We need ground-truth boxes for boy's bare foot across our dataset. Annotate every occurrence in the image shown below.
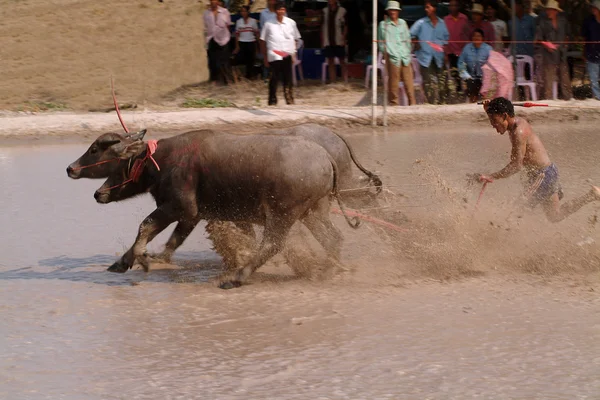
[592,185,600,200]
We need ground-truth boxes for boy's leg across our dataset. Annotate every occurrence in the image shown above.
[542,186,600,223]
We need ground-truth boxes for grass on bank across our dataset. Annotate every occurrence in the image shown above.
[181,98,236,108]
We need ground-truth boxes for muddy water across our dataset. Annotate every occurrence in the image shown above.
[1,125,600,399]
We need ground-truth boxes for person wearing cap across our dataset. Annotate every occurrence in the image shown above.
[582,0,600,101]
[378,1,415,105]
[409,0,450,104]
[535,0,572,100]
[462,3,495,48]
[321,0,348,84]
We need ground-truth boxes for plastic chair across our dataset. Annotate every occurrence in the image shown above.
[365,52,386,88]
[398,55,426,105]
[292,39,304,87]
[321,54,348,84]
[507,55,538,101]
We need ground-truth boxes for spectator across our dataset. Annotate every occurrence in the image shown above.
[204,0,233,85]
[321,0,348,84]
[260,0,285,29]
[535,0,572,100]
[462,3,496,47]
[378,1,415,105]
[233,6,259,80]
[260,2,301,105]
[582,0,600,101]
[458,28,493,102]
[444,0,469,95]
[508,0,536,58]
[410,0,450,104]
[486,2,508,52]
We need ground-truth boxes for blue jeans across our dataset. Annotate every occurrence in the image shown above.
[588,61,600,100]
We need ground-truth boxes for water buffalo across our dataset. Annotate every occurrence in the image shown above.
[67,123,382,263]
[93,130,360,289]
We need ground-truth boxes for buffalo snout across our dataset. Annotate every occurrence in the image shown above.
[66,164,81,179]
[94,190,110,204]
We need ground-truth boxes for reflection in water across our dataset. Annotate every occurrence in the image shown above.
[1,127,600,399]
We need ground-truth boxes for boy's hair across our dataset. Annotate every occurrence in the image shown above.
[241,5,250,12]
[274,1,286,10]
[425,0,438,8]
[487,97,515,117]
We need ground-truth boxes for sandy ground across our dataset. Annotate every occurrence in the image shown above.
[1,0,209,111]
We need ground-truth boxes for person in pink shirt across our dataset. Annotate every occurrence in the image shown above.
[204,0,233,85]
[444,0,469,94]
[462,3,496,47]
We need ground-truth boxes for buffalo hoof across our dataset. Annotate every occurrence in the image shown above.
[219,280,242,290]
[107,262,129,273]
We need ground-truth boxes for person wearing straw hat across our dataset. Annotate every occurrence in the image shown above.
[462,2,496,48]
[582,0,600,101]
[535,0,572,100]
[378,0,416,105]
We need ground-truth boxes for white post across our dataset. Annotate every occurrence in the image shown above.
[371,0,378,127]
[382,20,388,127]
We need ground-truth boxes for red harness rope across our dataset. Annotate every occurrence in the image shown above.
[70,158,121,171]
[102,140,160,191]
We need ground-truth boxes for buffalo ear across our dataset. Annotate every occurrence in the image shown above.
[126,129,147,141]
[112,140,146,160]
[97,138,121,149]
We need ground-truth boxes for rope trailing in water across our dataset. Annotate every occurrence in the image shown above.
[474,180,491,213]
[331,208,407,233]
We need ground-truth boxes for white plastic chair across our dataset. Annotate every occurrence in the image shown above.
[398,55,426,105]
[507,55,538,101]
[365,52,386,88]
[321,54,349,84]
[292,39,304,87]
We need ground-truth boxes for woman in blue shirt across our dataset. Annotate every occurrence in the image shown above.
[458,28,492,103]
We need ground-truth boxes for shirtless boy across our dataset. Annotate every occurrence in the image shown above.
[475,97,600,223]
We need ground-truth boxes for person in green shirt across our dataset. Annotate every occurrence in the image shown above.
[378,1,416,105]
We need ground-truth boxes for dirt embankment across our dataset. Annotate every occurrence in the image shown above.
[0,0,208,111]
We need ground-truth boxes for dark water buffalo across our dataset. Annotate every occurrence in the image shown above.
[92,130,360,289]
[66,123,382,263]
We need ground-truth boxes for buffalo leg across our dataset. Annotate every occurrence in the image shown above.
[150,220,255,262]
[219,214,295,289]
[301,198,345,273]
[150,216,202,263]
[108,208,178,273]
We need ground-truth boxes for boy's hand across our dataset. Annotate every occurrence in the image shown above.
[482,99,491,112]
[467,173,493,185]
[478,174,494,183]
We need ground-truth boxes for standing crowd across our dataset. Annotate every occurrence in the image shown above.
[203,0,600,107]
[378,0,600,105]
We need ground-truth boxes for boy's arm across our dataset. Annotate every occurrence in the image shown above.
[487,128,527,180]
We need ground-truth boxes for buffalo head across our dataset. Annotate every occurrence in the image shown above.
[93,139,151,204]
[66,129,147,179]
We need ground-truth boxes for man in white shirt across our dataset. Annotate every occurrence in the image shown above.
[260,2,301,105]
[259,0,286,30]
[203,0,233,85]
[234,6,260,79]
[486,3,508,52]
